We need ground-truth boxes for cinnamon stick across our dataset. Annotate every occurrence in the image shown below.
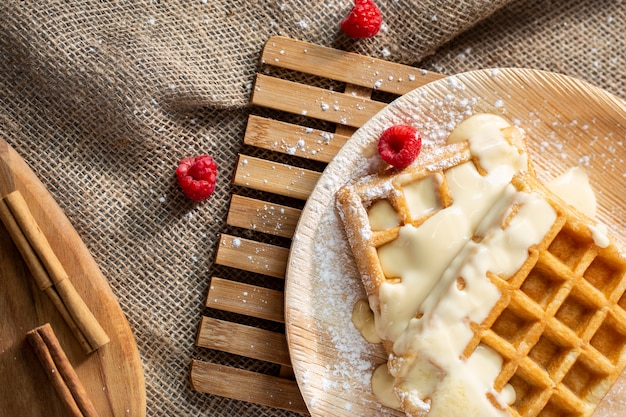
[26,323,100,417]
[0,190,109,353]
[0,196,50,289]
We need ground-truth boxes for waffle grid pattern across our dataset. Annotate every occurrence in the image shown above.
[465,176,626,417]
[337,150,626,417]
[336,141,472,294]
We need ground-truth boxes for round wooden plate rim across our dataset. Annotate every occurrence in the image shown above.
[285,68,626,417]
[0,139,146,417]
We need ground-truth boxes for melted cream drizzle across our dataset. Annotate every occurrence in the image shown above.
[546,166,609,248]
[366,114,557,416]
[351,299,382,344]
[546,166,596,218]
[368,199,401,231]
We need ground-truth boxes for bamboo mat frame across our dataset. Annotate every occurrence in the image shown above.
[189,35,444,414]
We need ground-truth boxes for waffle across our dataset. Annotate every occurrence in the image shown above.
[335,114,626,417]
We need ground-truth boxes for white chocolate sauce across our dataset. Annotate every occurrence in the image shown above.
[351,299,382,344]
[368,199,400,231]
[546,166,596,218]
[402,174,443,220]
[363,114,557,416]
[371,363,402,409]
[590,223,610,248]
[545,166,609,248]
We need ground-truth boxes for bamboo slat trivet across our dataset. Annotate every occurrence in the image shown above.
[189,36,445,414]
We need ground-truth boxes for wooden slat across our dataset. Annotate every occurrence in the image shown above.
[233,154,320,200]
[334,84,373,138]
[194,38,444,413]
[261,35,444,95]
[215,234,289,279]
[205,277,285,323]
[196,316,291,367]
[227,194,301,239]
[244,115,349,163]
[190,360,308,414]
[252,74,386,128]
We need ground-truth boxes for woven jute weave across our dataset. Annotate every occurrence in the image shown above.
[1,1,624,416]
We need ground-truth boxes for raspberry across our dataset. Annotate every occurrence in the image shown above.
[340,0,382,39]
[377,125,422,169]
[176,155,218,201]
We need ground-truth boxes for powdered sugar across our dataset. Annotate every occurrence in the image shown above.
[285,68,626,417]
[288,168,399,416]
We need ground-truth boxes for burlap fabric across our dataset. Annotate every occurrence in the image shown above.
[0,1,623,416]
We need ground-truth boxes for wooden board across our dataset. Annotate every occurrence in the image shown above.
[284,68,626,417]
[189,361,307,413]
[0,138,146,417]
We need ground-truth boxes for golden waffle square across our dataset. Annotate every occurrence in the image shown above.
[467,172,626,417]
[335,114,626,417]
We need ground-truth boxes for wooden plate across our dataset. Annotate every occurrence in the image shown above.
[0,139,146,416]
[285,68,626,417]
